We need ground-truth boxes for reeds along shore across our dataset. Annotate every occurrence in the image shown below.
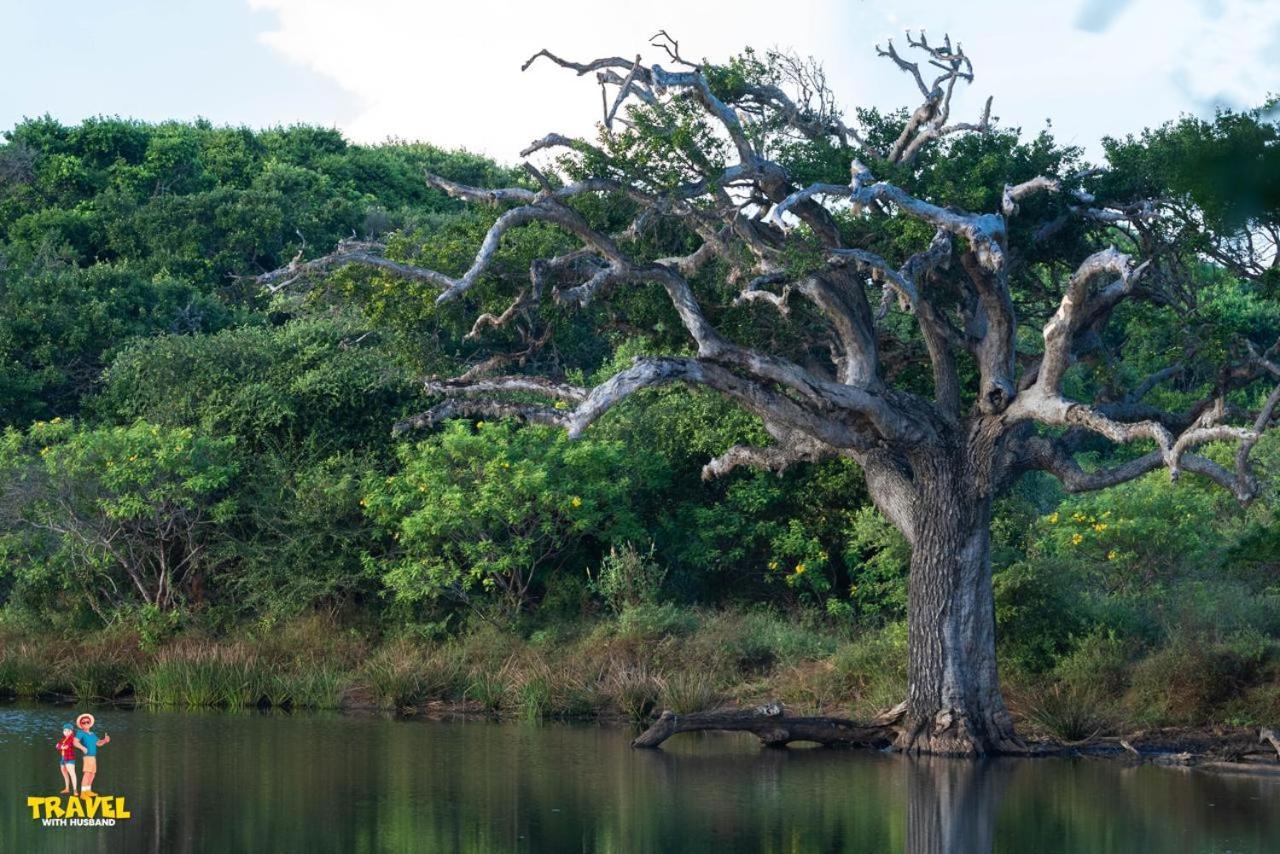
[3,608,1279,741]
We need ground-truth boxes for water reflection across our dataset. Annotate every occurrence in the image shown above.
[0,701,1276,853]
[905,757,1010,854]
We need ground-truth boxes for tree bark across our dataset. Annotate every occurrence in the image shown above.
[894,452,1022,756]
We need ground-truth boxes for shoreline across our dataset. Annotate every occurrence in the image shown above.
[10,694,1280,778]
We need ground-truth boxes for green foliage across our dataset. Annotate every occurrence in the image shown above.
[214,451,380,621]
[0,118,514,425]
[0,419,237,617]
[0,263,232,426]
[366,422,652,615]
[94,315,417,452]
[590,542,666,614]
[1053,629,1133,698]
[994,559,1093,674]
[1125,632,1272,725]
[1103,106,1280,236]
[615,603,699,639]
[842,506,910,620]
[691,608,837,673]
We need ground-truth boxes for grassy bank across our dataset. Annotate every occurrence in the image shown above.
[3,608,1279,741]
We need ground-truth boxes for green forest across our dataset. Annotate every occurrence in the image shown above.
[1,73,1278,740]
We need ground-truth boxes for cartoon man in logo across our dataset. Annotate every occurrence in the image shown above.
[72,713,110,799]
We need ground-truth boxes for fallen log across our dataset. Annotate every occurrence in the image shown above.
[632,701,905,749]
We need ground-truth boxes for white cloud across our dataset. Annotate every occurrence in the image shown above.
[248,0,1278,160]
[248,0,832,158]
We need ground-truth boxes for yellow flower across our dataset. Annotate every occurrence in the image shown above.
[1072,512,1086,523]
[1107,550,1118,561]
[1071,533,1083,545]
[50,417,62,424]
[571,496,583,508]
[1047,512,1059,524]
[501,461,510,469]
[128,454,138,462]
[476,421,486,428]
[768,561,778,571]
[1092,522,1108,533]
[794,563,806,575]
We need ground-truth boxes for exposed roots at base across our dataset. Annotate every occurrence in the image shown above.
[893,705,1030,757]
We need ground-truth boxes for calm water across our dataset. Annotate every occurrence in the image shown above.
[1,702,1277,853]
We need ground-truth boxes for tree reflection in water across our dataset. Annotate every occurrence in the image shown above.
[905,756,1011,854]
[1,705,1277,853]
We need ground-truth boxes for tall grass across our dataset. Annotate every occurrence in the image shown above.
[64,657,134,702]
[605,662,661,723]
[514,672,553,720]
[827,623,909,719]
[658,671,718,714]
[135,646,349,710]
[465,671,510,713]
[12,602,1274,733]
[360,640,463,710]
[274,667,348,710]
[0,646,54,698]
[1020,684,1115,742]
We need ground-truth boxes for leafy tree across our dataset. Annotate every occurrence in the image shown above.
[0,420,237,617]
[0,263,231,425]
[93,315,419,453]
[1102,103,1280,287]
[364,421,655,616]
[211,450,380,622]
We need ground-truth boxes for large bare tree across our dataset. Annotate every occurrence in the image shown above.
[259,33,1280,754]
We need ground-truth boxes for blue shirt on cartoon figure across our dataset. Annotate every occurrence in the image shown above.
[78,730,100,756]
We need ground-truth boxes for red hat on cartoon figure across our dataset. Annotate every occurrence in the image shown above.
[76,713,95,730]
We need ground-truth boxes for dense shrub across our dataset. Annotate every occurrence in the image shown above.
[365,421,661,615]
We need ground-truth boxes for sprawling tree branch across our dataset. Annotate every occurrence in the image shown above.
[256,33,1279,526]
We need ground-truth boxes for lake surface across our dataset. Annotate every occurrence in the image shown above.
[1,702,1277,853]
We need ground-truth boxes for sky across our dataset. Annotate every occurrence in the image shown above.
[5,0,1278,164]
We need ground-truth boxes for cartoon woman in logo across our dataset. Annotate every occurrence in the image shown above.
[56,722,78,794]
[72,713,110,799]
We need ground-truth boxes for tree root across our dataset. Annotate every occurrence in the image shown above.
[892,706,1031,757]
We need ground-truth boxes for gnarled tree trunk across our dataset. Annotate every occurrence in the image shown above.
[891,448,1021,756]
